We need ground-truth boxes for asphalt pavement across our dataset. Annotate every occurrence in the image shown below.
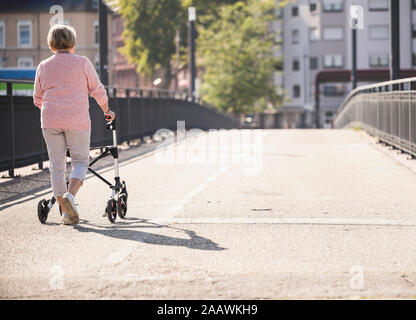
[1,129,416,299]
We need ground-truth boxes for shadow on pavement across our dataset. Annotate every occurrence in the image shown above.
[73,217,226,251]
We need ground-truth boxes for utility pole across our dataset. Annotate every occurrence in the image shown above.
[98,0,109,86]
[188,7,196,102]
[175,30,180,91]
[350,5,362,90]
[352,26,357,89]
[315,88,320,129]
[390,0,400,80]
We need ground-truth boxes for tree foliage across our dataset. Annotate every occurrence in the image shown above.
[198,0,282,114]
[117,0,185,88]
[114,0,282,113]
[116,0,239,89]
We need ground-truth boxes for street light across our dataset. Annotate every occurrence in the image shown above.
[390,0,400,81]
[98,0,109,86]
[188,7,196,102]
[350,5,363,90]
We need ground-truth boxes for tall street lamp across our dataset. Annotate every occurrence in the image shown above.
[350,5,363,90]
[390,0,400,81]
[98,0,109,86]
[188,7,196,102]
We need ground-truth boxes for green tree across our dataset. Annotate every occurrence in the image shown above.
[117,0,185,89]
[114,0,240,89]
[197,0,283,114]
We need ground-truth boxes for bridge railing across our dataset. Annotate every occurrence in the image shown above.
[0,79,240,177]
[333,77,416,158]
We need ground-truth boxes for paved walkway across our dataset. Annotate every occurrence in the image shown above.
[1,129,416,299]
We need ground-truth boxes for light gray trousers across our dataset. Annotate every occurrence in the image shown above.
[42,128,91,197]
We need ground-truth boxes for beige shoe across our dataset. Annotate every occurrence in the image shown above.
[62,213,72,225]
[61,193,79,224]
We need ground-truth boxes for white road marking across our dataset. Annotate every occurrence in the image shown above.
[151,143,249,224]
[155,217,416,226]
[151,165,230,223]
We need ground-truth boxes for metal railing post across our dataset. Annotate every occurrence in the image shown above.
[377,87,380,141]
[126,88,132,145]
[410,80,414,159]
[399,83,402,151]
[390,84,393,145]
[7,82,15,177]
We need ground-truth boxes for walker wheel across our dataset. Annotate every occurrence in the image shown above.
[37,199,50,224]
[117,195,127,219]
[118,181,128,219]
[106,199,117,223]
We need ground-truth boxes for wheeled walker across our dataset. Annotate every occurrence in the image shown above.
[37,117,128,224]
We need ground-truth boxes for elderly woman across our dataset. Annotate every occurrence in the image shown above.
[33,24,115,225]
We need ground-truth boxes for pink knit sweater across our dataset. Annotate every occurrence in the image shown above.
[33,53,108,131]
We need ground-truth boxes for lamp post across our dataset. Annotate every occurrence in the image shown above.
[98,0,109,86]
[350,5,363,90]
[351,25,357,89]
[188,7,196,102]
[390,0,400,80]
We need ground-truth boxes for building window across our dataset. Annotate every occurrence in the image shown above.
[94,21,99,45]
[412,24,416,38]
[323,54,343,68]
[369,25,389,40]
[369,53,389,67]
[413,0,416,10]
[17,57,33,68]
[293,85,301,98]
[324,111,334,127]
[310,57,318,70]
[309,27,319,42]
[18,21,32,47]
[292,29,299,44]
[310,0,317,12]
[322,26,343,41]
[323,84,344,96]
[322,0,343,12]
[0,21,5,48]
[292,6,299,17]
[292,58,300,71]
[368,0,388,11]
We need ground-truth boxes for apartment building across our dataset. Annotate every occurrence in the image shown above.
[0,0,112,82]
[275,0,415,128]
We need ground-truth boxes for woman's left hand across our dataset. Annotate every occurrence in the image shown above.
[105,110,116,121]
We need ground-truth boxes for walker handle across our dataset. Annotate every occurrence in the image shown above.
[105,118,116,131]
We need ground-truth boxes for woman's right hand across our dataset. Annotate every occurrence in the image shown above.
[105,110,116,121]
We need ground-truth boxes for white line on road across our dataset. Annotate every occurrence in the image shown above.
[150,165,230,224]
[151,148,249,224]
[155,217,416,227]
